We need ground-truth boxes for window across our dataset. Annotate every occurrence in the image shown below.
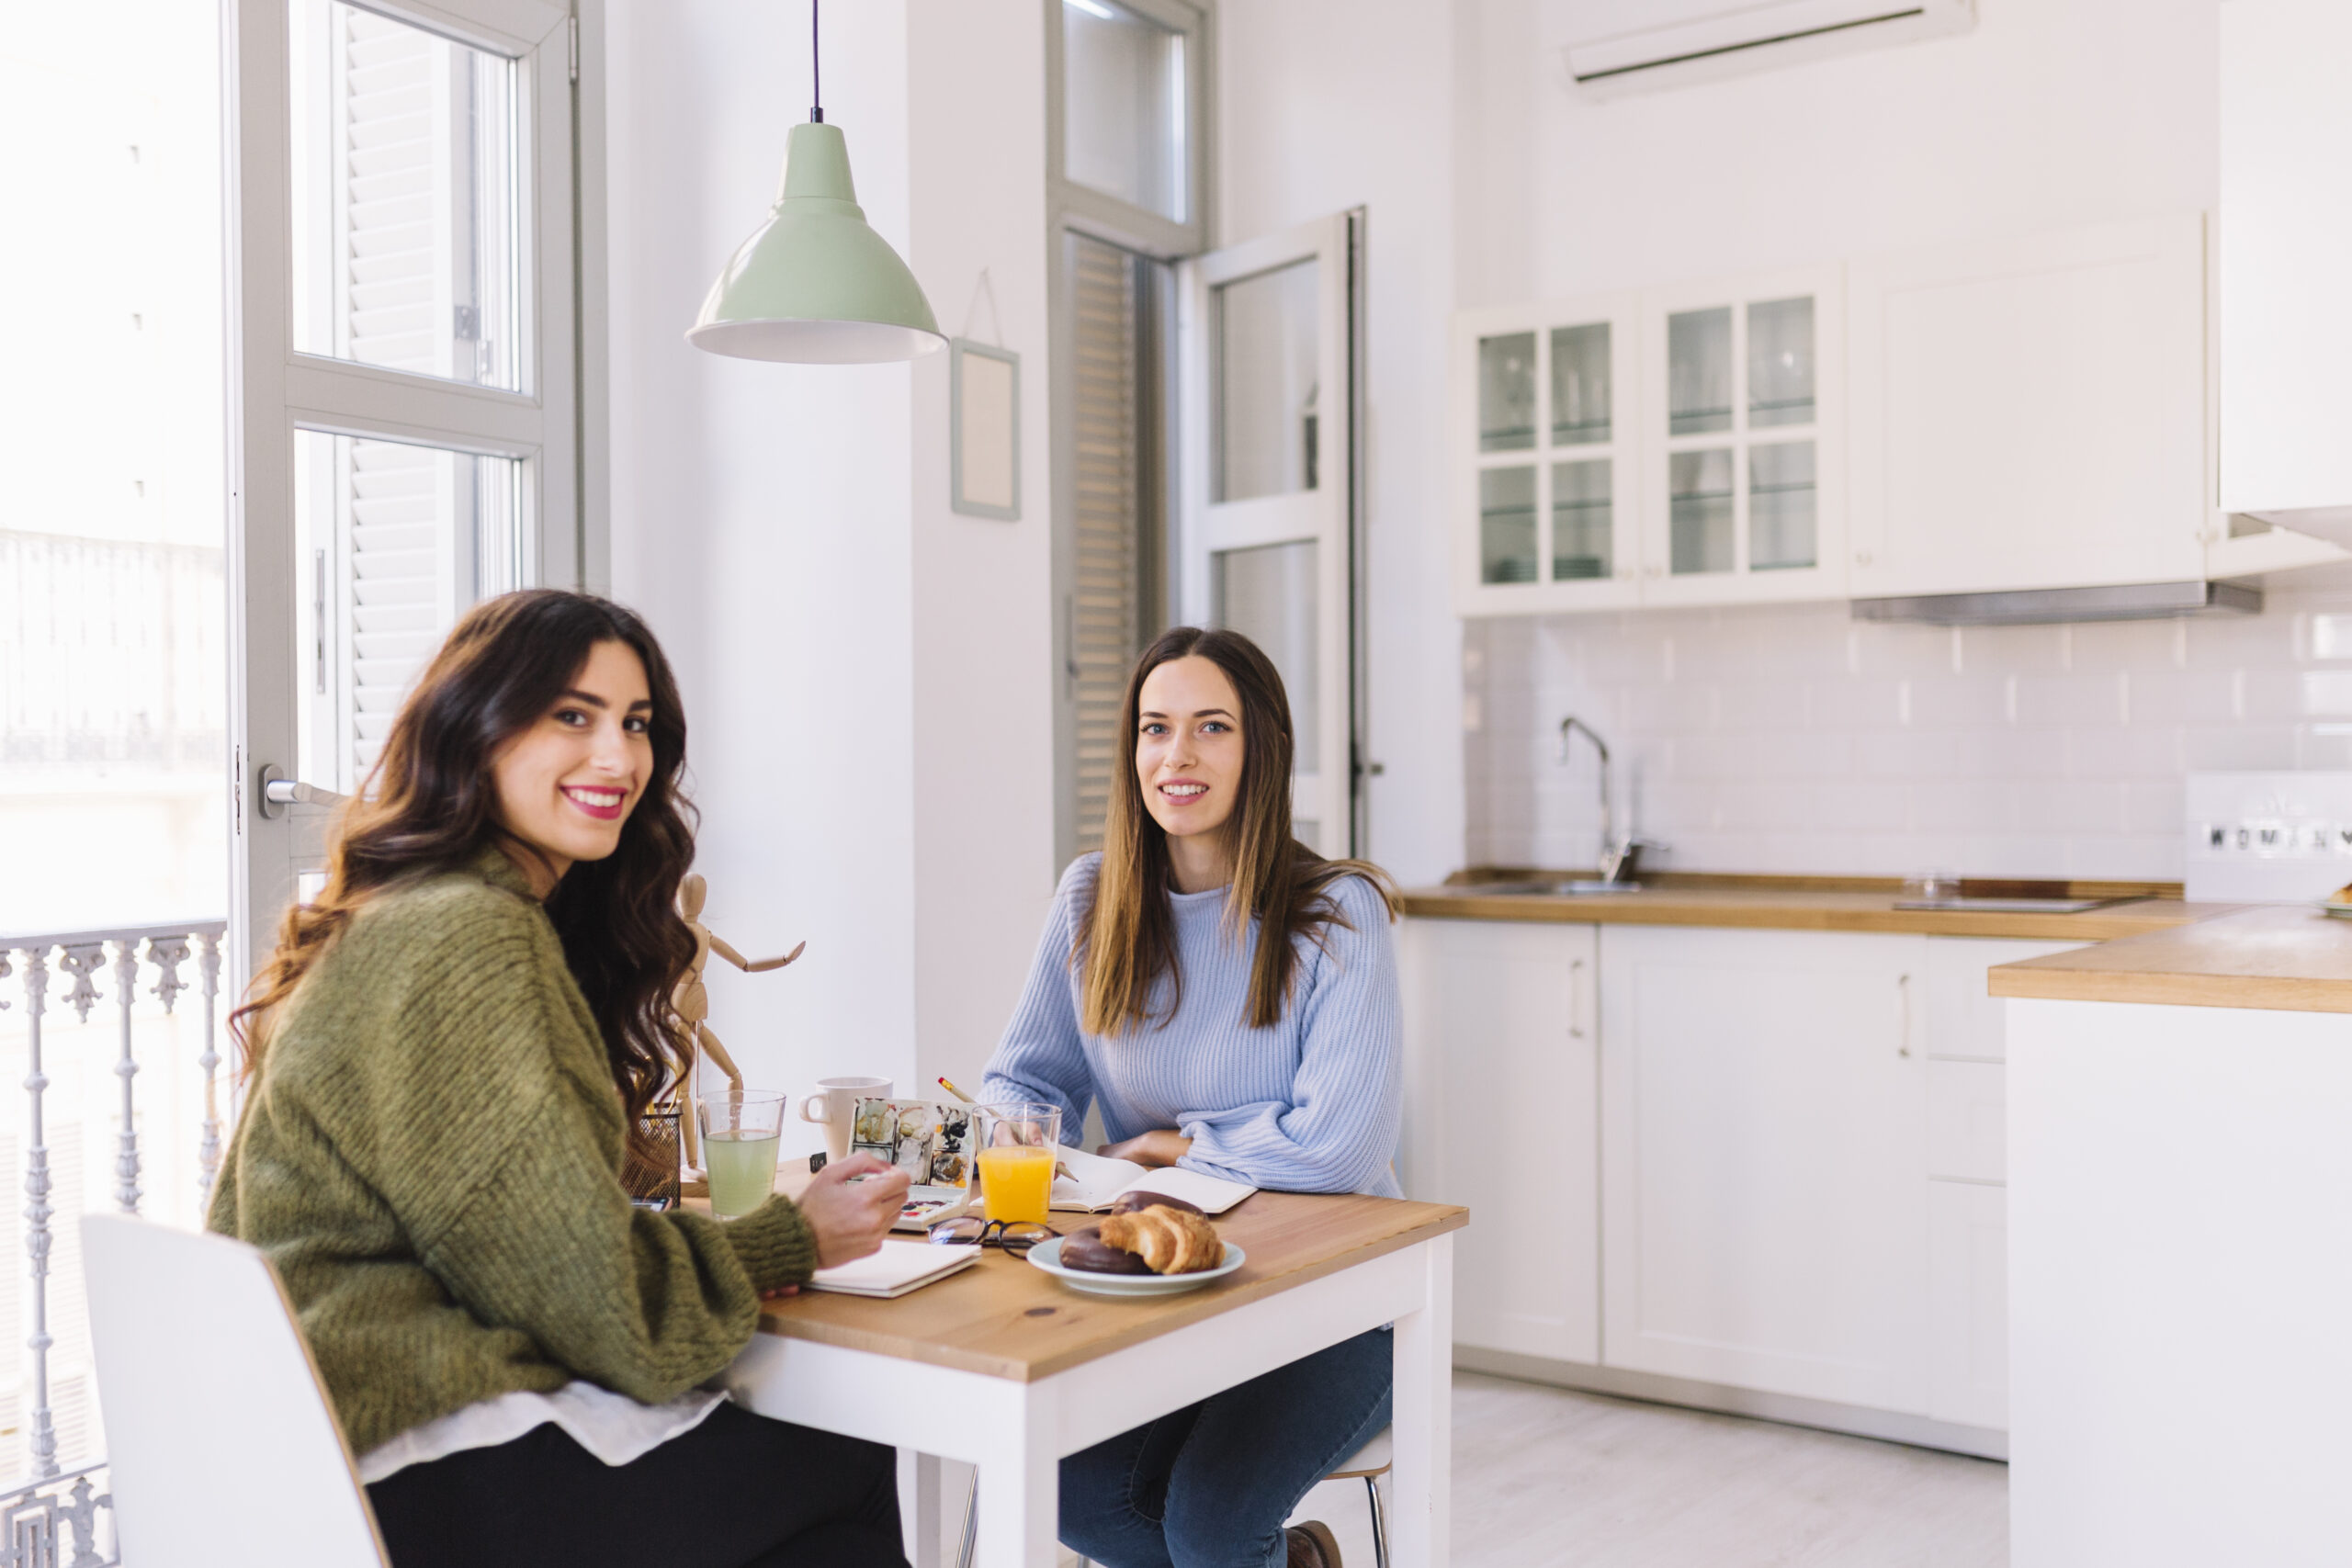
[1049,0,1203,866]
[235,0,582,964]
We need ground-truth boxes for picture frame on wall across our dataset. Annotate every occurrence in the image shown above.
[950,338,1021,520]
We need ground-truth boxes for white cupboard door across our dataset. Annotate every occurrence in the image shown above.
[1848,214,2209,599]
[1452,294,1644,615]
[1406,918,1600,1365]
[1925,937,2088,1062]
[2221,0,2352,525]
[1636,265,1847,606]
[1599,926,1930,1412]
[1177,213,1359,855]
[1928,1179,2007,1431]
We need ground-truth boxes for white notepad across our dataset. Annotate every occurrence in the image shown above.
[1048,1146,1256,1215]
[806,1239,981,1298]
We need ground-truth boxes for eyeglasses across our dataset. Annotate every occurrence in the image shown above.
[929,1217,1057,1252]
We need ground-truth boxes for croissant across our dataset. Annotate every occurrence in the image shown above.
[1097,1204,1223,1275]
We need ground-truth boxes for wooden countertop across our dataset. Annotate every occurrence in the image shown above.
[753,1190,1468,1382]
[1401,875,2233,942]
[1989,904,2352,1013]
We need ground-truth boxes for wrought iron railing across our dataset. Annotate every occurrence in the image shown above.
[0,920,227,1565]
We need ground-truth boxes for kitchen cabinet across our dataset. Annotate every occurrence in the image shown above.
[1848,214,2210,598]
[1452,266,1841,615]
[1453,294,1644,615]
[1398,917,1600,1363]
[1598,925,1928,1411]
[1636,265,1846,606]
[2220,0,2352,536]
[1404,916,2086,1442]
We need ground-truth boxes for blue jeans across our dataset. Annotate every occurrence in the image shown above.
[1059,1325,1393,1568]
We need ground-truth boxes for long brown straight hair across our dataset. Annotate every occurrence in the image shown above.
[1080,626,1399,1036]
[232,590,698,1152]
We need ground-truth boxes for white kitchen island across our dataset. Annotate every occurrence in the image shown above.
[1996,908,2352,1567]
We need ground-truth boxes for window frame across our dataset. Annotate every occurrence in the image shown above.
[1045,0,1207,872]
[230,0,595,976]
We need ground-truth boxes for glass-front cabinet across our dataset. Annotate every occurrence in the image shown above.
[1453,295,1642,612]
[1453,267,1845,615]
[1638,265,1845,605]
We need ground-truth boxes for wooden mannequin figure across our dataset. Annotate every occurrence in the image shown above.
[672,873,805,1169]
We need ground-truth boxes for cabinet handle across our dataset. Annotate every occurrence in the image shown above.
[1897,972,1912,1057]
[1569,957,1587,1040]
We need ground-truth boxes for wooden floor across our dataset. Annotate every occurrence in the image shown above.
[934,1370,2010,1567]
[1285,1372,2008,1568]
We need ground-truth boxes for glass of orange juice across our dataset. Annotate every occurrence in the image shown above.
[971,1102,1062,1226]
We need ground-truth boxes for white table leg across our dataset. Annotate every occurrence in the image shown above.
[1389,1235,1453,1568]
[908,1450,944,1568]
[972,1382,1060,1568]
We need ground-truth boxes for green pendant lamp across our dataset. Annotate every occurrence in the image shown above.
[687,1,945,363]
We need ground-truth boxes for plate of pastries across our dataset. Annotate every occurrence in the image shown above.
[2323,883,2352,919]
[1025,1193,1245,1297]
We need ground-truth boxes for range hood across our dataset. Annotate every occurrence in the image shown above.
[1850,581,2263,626]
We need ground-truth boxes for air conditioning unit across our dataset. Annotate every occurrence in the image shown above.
[1546,0,1976,97]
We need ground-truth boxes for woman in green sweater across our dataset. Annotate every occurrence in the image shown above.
[211,589,912,1568]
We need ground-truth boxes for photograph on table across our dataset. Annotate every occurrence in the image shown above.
[851,1098,972,1186]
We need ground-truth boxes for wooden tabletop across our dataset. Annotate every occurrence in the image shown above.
[1989,904,2352,1013]
[1402,884,2230,942]
[753,1191,1469,1382]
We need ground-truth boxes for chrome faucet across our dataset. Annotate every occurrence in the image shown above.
[1558,716,1640,886]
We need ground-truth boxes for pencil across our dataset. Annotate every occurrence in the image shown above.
[935,1076,975,1104]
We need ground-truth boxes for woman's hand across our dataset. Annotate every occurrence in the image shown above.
[1097,1130,1192,1169]
[792,1153,911,1271]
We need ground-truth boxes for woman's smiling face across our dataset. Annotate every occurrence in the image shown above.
[1135,654,1245,849]
[490,638,654,892]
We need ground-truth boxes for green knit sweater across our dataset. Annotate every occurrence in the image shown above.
[207,848,816,1456]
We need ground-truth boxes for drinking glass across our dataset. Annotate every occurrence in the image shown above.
[970,1102,1063,1226]
[696,1089,788,1220]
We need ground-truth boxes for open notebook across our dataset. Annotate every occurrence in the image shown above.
[1049,1145,1256,1215]
[806,1238,980,1298]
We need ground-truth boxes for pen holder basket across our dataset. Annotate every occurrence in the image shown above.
[625,1106,684,1211]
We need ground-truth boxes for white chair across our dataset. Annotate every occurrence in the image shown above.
[82,1213,390,1568]
[956,1426,1392,1568]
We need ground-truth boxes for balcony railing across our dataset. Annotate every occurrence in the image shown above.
[0,919,228,1567]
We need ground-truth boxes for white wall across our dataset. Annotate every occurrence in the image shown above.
[1448,0,2280,882]
[605,0,1054,1141]
[1216,0,1464,887]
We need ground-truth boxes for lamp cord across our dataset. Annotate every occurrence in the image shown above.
[810,0,823,122]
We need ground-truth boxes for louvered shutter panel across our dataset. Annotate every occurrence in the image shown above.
[1069,237,1143,853]
[341,9,443,375]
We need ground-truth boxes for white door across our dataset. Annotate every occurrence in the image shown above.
[232,0,578,972]
[1401,918,1600,1364]
[1599,925,1932,1413]
[1177,212,1360,855]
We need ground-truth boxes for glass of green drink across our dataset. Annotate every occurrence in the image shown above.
[695,1089,788,1220]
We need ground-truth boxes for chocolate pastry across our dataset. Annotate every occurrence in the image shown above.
[1108,1190,1204,1217]
[1058,1224,1155,1275]
[1098,1204,1223,1274]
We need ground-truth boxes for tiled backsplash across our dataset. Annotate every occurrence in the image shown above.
[1463,568,2352,882]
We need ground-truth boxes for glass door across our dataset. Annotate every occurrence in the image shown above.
[1640,265,1844,604]
[1454,294,1641,614]
[1177,212,1362,855]
[233,0,576,972]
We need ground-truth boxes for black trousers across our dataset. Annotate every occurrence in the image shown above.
[366,1403,909,1568]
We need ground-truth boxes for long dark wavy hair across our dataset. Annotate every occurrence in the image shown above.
[1080,626,1398,1036]
[232,590,699,1152]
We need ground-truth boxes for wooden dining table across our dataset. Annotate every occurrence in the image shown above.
[721,1189,1469,1568]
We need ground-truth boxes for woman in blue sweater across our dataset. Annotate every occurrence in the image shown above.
[981,626,1401,1568]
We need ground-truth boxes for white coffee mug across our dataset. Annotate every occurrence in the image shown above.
[798,1077,893,1164]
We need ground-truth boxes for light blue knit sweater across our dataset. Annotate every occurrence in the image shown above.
[980,852,1403,1198]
